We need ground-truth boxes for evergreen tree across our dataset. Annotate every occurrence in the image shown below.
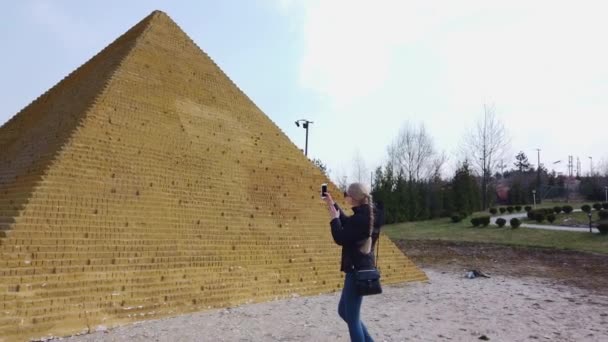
[514,151,531,172]
[311,158,328,176]
[451,161,481,215]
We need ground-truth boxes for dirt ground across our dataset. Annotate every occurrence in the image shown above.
[396,239,608,295]
[51,240,608,342]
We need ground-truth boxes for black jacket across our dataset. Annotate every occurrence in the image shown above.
[330,203,375,273]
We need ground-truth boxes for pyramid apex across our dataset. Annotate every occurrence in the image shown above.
[150,9,168,17]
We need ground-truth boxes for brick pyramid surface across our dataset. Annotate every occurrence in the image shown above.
[0,10,426,341]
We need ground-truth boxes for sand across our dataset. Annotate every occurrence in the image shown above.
[52,268,608,342]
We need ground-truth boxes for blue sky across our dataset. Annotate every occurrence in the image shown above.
[2,0,608,183]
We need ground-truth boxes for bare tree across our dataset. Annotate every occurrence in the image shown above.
[332,167,349,192]
[461,104,510,209]
[427,151,448,181]
[351,149,368,184]
[598,157,608,177]
[388,122,437,182]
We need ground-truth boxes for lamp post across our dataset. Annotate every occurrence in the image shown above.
[532,189,537,208]
[535,148,542,204]
[295,119,313,156]
[588,212,593,233]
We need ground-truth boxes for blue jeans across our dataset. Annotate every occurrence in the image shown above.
[338,272,374,342]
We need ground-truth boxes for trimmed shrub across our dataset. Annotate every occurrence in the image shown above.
[602,203,608,210]
[460,212,468,219]
[598,223,608,235]
[562,205,573,214]
[553,206,562,214]
[510,218,522,228]
[471,217,481,227]
[499,207,507,214]
[479,216,491,227]
[496,218,507,227]
[581,204,592,213]
[489,208,497,215]
[515,205,522,212]
[593,203,602,211]
[547,213,556,223]
[524,206,532,212]
[534,211,546,223]
[598,210,608,220]
[526,211,535,220]
[506,206,514,213]
[451,214,462,223]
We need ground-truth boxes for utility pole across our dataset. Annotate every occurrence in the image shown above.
[536,148,542,204]
[294,119,313,156]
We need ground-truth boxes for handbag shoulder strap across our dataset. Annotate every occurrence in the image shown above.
[375,235,380,268]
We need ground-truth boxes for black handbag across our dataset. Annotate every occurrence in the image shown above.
[354,238,382,296]
[354,268,382,296]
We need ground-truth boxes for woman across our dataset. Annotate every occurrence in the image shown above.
[323,182,375,342]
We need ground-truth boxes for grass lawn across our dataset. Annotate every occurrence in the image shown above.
[384,217,608,255]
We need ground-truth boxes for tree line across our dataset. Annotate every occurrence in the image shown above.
[313,104,608,224]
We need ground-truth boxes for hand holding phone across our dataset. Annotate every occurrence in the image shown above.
[321,183,328,198]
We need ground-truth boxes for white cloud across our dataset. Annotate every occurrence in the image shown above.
[287,0,608,179]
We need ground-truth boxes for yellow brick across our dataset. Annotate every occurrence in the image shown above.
[0,10,425,342]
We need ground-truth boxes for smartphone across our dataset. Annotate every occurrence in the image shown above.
[321,183,328,198]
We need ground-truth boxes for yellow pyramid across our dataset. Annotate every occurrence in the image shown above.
[0,10,426,341]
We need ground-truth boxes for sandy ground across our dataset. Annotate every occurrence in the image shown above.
[53,266,608,342]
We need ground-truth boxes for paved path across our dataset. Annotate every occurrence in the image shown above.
[489,209,600,233]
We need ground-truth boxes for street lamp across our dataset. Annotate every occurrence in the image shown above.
[535,148,542,205]
[532,189,537,208]
[295,119,313,156]
[588,212,593,233]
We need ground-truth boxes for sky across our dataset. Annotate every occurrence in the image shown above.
[2,0,608,184]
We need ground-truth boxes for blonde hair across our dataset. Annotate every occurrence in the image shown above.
[346,183,374,254]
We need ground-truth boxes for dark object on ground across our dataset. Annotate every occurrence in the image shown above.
[479,335,490,340]
[466,269,490,278]
[496,218,507,227]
